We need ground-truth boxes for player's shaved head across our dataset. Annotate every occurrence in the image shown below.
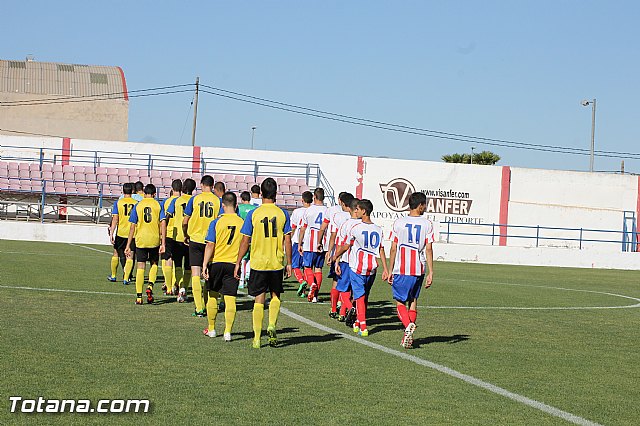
[144,183,156,196]
[222,191,237,208]
[314,187,325,202]
[409,192,427,210]
[251,184,260,196]
[261,178,277,201]
[357,199,374,216]
[240,191,251,202]
[123,182,133,195]
[214,181,226,194]
[201,175,214,187]
[301,191,313,204]
[182,178,196,195]
[171,179,183,192]
[134,181,144,193]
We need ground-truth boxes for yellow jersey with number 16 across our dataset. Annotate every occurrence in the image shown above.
[184,192,221,244]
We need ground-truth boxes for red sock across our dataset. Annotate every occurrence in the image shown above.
[330,288,339,313]
[313,272,323,292]
[408,310,417,324]
[397,304,410,328]
[304,268,315,286]
[293,268,304,283]
[356,297,367,330]
[339,292,352,314]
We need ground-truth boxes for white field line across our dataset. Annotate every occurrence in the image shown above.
[68,243,113,254]
[280,307,601,426]
[0,285,130,297]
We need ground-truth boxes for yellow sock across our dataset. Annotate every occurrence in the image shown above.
[269,295,281,327]
[224,295,237,334]
[161,259,166,269]
[192,276,204,311]
[135,268,145,296]
[162,264,173,289]
[149,264,158,284]
[124,259,134,281]
[110,256,119,278]
[253,303,265,341]
[206,291,220,330]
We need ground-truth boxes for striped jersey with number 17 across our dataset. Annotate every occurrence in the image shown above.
[390,215,435,276]
[348,221,383,276]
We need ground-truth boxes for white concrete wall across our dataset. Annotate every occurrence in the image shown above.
[0,221,109,245]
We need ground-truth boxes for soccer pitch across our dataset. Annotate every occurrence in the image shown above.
[1,239,639,425]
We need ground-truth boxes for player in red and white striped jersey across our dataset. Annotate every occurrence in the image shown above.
[334,199,388,337]
[332,197,361,320]
[298,188,328,302]
[291,191,313,296]
[386,191,435,349]
[318,192,354,318]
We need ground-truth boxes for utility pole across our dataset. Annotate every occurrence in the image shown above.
[191,77,199,147]
[251,126,257,149]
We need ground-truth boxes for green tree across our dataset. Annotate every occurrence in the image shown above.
[442,151,500,165]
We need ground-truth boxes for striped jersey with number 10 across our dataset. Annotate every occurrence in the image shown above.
[184,192,222,244]
[205,213,245,264]
[112,196,137,238]
[240,203,291,271]
[348,221,383,276]
[390,215,435,276]
[128,198,165,248]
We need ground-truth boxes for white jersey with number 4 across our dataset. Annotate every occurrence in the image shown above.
[301,204,328,252]
[290,206,307,245]
[390,215,435,276]
[348,221,383,276]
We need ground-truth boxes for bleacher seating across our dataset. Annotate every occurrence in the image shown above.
[0,160,311,209]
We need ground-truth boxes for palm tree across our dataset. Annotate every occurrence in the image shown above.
[442,151,500,165]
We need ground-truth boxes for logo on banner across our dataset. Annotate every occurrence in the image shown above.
[379,178,415,212]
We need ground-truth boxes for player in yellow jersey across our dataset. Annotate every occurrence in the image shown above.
[183,175,222,317]
[108,183,137,284]
[125,184,166,305]
[201,191,245,341]
[161,179,182,296]
[166,178,196,302]
[235,177,292,348]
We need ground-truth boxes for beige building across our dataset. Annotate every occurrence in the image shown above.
[0,59,128,141]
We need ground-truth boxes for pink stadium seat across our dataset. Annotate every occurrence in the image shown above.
[118,175,129,184]
[73,166,85,174]
[0,178,9,190]
[8,169,19,178]
[76,187,89,196]
[29,170,41,179]
[289,185,300,194]
[117,168,129,176]
[42,163,53,172]
[29,163,40,172]
[295,178,306,186]
[19,181,32,191]
[31,182,43,192]
[286,178,297,185]
[87,184,100,196]
[276,177,286,184]
[19,169,30,178]
[170,172,182,181]
[213,174,224,182]
[150,170,161,179]
[8,162,19,170]
[279,184,290,193]
[53,185,65,194]
[162,177,173,187]
[192,173,202,182]
[85,173,97,182]
[96,167,107,175]
[42,171,53,180]
[107,174,119,183]
[160,170,171,178]
[300,185,310,193]
[18,162,29,170]
[53,171,63,180]
[226,181,237,191]
[75,172,86,182]
[236,182,248,192]
[52,164,63,173]
[63,165,74,173]
[96,174,107,182]
[63,172,74,181]
[9,182,20,191]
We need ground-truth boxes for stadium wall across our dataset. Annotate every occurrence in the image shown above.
[1,134,639,266]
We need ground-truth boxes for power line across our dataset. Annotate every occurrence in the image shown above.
[0,84,194,107]
[199,88,640,160]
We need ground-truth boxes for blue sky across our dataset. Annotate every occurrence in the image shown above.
[3,1,639,172]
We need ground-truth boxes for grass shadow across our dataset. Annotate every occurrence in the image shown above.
[277,333,343,348]
[412,335,470,348]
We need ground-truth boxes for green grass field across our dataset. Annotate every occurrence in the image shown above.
[1,239,639,425]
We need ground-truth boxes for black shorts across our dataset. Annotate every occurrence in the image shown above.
[189,242,206,269]
[173,240,190,269]
[136,247,160,264]
[114,236,135,252]
[207,262,239,296]
[248,269,284,297]
[162,238,175,261]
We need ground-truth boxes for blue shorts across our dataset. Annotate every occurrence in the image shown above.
[350,271,376,300]
[392,274,425,303]
[336,262,351,292]
[328,261,337,280]
[303,251,325,269]
[292,243,303,269]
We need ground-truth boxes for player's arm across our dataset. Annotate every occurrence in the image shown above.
[159,214,167,254]
[298,225,307,254]
[235,211,254,279]
[325,230,338,265]
[387,240,398,284]
[282,210,293,277]
[425,242,434,288]
[202,242,215,280]
[379,245,390,282]
[317,220,329,251]
[109,215,118,245]
[182,197,194,244]
[125,206,138,258]
[332,241,350,262]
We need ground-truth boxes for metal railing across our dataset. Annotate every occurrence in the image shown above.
[439,221,639,252]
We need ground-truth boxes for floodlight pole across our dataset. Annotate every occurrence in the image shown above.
[191,77,199,147]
